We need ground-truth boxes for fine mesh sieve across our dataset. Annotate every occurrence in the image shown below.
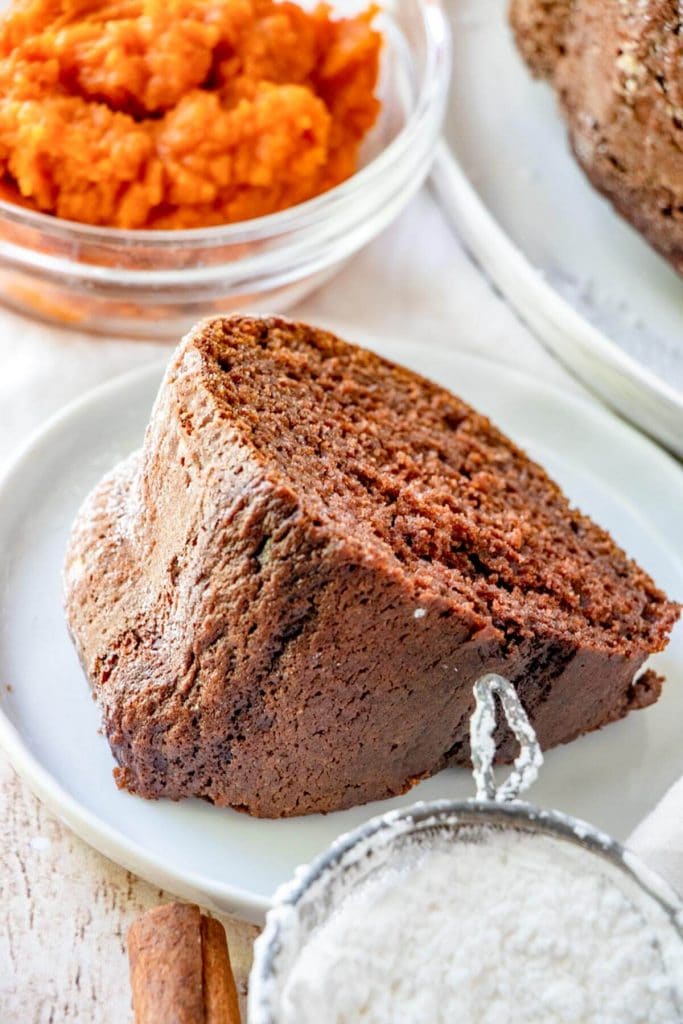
[248,674,683,1023]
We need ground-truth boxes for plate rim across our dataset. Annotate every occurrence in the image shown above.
[431,141,683,458]
[0,350,681,923]
[0,362,274,922]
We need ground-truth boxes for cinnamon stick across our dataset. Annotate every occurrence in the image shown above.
[200,914,241,1023]
[127,903,241,1024]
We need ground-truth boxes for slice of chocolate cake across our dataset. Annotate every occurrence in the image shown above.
[63,316,679,817]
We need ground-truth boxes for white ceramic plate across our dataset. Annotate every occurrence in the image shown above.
[432,0,683,456]
[0,340,681,923]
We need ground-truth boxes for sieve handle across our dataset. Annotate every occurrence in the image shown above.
[469,673,543,802]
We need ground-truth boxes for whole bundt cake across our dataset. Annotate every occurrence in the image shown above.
[510,0,683,273]
[63,316,679,817]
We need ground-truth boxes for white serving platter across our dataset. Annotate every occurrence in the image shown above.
[433,0,683,456]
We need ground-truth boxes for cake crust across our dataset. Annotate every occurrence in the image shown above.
[64,316,679,817]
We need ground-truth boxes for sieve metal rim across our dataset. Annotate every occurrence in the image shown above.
[248,798,683,1023]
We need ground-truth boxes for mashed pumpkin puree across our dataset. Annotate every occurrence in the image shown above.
[0,0,381,228]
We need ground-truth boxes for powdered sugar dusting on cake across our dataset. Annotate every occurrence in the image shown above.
[63,450,141,589]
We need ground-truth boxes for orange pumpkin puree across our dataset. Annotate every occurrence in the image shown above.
[0,0,381,228]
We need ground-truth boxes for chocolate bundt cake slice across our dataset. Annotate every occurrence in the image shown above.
[510,0,683,274]
[64,316,679,817]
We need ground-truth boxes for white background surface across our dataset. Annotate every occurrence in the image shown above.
[0,189,676,1021]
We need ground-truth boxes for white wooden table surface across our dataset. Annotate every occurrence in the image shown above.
[0,190,589,1022]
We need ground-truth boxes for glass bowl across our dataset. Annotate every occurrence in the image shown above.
[0,0,450,339]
